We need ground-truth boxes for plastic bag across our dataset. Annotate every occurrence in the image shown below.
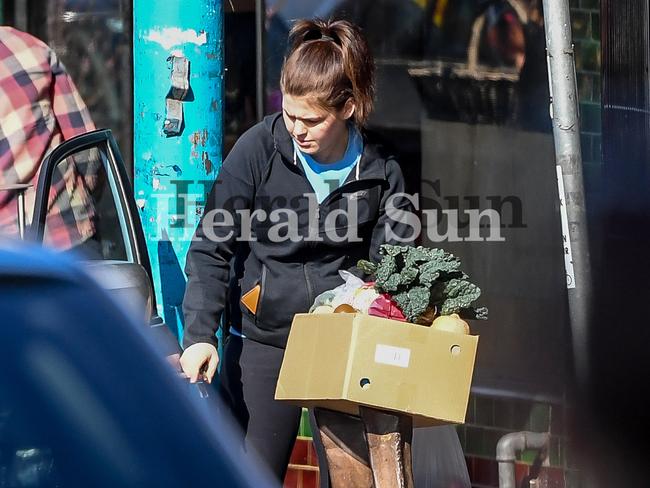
[350,283,381,313]
[310,271,379,313]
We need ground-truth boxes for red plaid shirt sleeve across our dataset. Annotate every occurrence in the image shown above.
[0,26,97,249]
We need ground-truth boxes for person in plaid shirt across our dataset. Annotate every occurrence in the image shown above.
[0,26,99,251]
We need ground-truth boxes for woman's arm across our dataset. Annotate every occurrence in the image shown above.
[180,126,264,383]
[181,127,264,351]
[181,167,254,349]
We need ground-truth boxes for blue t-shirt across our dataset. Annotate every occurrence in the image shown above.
[293,125,363,204]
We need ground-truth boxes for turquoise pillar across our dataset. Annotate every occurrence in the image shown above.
[133,1,223,342]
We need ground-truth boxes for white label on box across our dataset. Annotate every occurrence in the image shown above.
[374,344,411,368]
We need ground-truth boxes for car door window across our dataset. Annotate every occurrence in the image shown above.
[42,145,130,261]
[31,130,142,264]
[30,130,158,324]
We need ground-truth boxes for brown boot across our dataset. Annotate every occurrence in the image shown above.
[360,407,414,488]
[314,408,373,488]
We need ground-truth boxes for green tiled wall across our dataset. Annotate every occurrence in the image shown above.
[460,396,565,463]
[461,393,587,488]
[459,394,580,487]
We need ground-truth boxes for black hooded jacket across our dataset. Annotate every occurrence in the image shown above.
[182,113,415,349]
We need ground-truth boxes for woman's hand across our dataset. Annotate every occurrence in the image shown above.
[180,342,219,384]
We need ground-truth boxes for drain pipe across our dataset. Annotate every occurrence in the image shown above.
[497,432,550,488]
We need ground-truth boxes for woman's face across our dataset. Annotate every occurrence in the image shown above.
[282,93,354,164]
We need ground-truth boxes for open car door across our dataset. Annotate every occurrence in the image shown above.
[29,129,173,347]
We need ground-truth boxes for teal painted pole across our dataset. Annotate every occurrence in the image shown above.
[134,1,223,342]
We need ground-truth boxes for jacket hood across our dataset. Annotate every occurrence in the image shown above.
[264,113,293,161]
[263,112,390,181]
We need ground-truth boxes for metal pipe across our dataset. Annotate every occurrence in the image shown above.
[497,431,550,488]
[542,0,592,385]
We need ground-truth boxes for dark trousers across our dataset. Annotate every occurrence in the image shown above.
[218,335,303,481]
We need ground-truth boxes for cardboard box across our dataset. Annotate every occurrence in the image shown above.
[275,313,478,427]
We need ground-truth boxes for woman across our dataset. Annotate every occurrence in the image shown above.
[180,18,413,480]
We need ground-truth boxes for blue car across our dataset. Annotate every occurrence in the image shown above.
[0,243,277,487]
[0,130,278,487]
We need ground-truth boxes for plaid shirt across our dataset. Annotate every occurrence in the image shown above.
[0,27,97,249]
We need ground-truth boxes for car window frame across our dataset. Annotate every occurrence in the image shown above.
[30,129,156,307]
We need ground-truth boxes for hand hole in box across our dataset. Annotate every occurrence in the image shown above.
[450,345,462,356]
[359,378,371,389]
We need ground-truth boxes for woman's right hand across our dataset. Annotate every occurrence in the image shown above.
[180,342,219,384]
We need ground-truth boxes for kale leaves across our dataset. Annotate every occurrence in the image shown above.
[358,245,488,323]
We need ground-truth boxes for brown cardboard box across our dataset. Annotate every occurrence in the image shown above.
[275,313,478,427]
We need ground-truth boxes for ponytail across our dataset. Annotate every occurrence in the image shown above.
[280,19,375,127]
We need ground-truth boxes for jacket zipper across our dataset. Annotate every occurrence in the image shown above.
[257,263,267,320]
[303,263,314,309]
[319,178,385,207]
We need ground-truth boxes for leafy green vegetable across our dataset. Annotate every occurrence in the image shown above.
[358,245,488,323]
[357,260,378,275]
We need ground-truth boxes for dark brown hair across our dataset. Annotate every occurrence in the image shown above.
[280,19,375,127]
